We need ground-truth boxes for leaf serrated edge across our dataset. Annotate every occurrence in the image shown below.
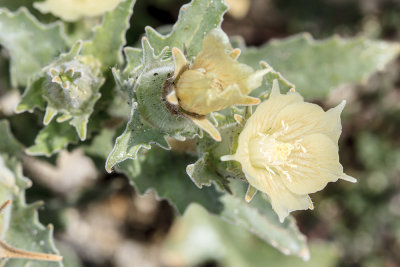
[105,102,171,172]
[246,32,400,89]
[0,7,69,87]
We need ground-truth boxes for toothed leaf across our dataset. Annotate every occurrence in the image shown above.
[0,8,68,87]
[118,147,309,258]
[130,39,199,138]
[81,0,136,69]
[186,152,230,192]
[26,120,78,157]
[0,120,23,156]
[0,121,61,266]
[106,103,169,172]
[240,33,400,98]
[145,0,228,58]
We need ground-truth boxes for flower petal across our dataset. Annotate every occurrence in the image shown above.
[272,100,345,143]
[281,133,354,195]
[176,70,212,114]
[243,167,313,222]
[192,29,257,94]
[238,80,303,144]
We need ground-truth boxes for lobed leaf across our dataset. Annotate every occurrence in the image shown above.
[0,7,68,87]
[105,102,169,172]
[240,33,400,99]
[118,147,309,258]
[0,120,62,266]
[163,205,337,267]
[26,120,78,157]
[81,0,136,69]
[145,0,228,58]
[107,38,200,172]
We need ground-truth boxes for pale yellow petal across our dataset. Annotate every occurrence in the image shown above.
[243,168,313,222]
[192,29,256,93]
[281,133,351,195]
[34,0,122,22]
[271,100,345,143]
[226,0,251,19]
[166,90,179,105]
[237,81,303,146]
[172,47,188,79]
[229,48,241,60]
[187,115,221,142]
[176,70,211,114]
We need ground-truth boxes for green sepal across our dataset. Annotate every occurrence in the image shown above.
[123,47,143,76]
[18,41,104,143]
[134,38,199,138]
[186,152,231,192]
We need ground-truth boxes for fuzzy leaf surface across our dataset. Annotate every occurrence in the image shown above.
[240,33,400,98]
[0,120,61,266]
[107,39,200,171]
[145,0,227,58]
[26,120,78,157]
[118,147,309,258]
[164,205,337,267]
[0,8,68,87]
[105,103,169,172]
[81,0,136,69]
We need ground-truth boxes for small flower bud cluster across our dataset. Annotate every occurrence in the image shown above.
[44,57,101,113]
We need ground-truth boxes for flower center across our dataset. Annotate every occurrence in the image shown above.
[205,71,225,92]
[249,134,294,169]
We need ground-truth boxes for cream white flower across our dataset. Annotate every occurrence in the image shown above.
[168,29,268,141]
[34,0,122,22]
[221,80,356,222]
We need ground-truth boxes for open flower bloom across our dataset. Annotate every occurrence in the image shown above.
[221,80,356,222]
[34,0,121,22]
[169,29,268,141]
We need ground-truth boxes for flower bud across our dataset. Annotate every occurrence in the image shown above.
[174,29,268,116]
[45,58,100,112]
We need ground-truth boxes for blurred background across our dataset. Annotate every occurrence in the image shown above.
[1,0,400,266]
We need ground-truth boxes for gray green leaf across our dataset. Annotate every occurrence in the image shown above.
[0,121,61,266]
[240,33,400,99]
[0,7,68,87]
[105,102,169,172]
[81,0,136,69]
[145,0,227,58]
[118,148,309,258]
[134,38,199,138]
[163,205,337,267]
[0,120,23,156]
[26,120,78,157]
